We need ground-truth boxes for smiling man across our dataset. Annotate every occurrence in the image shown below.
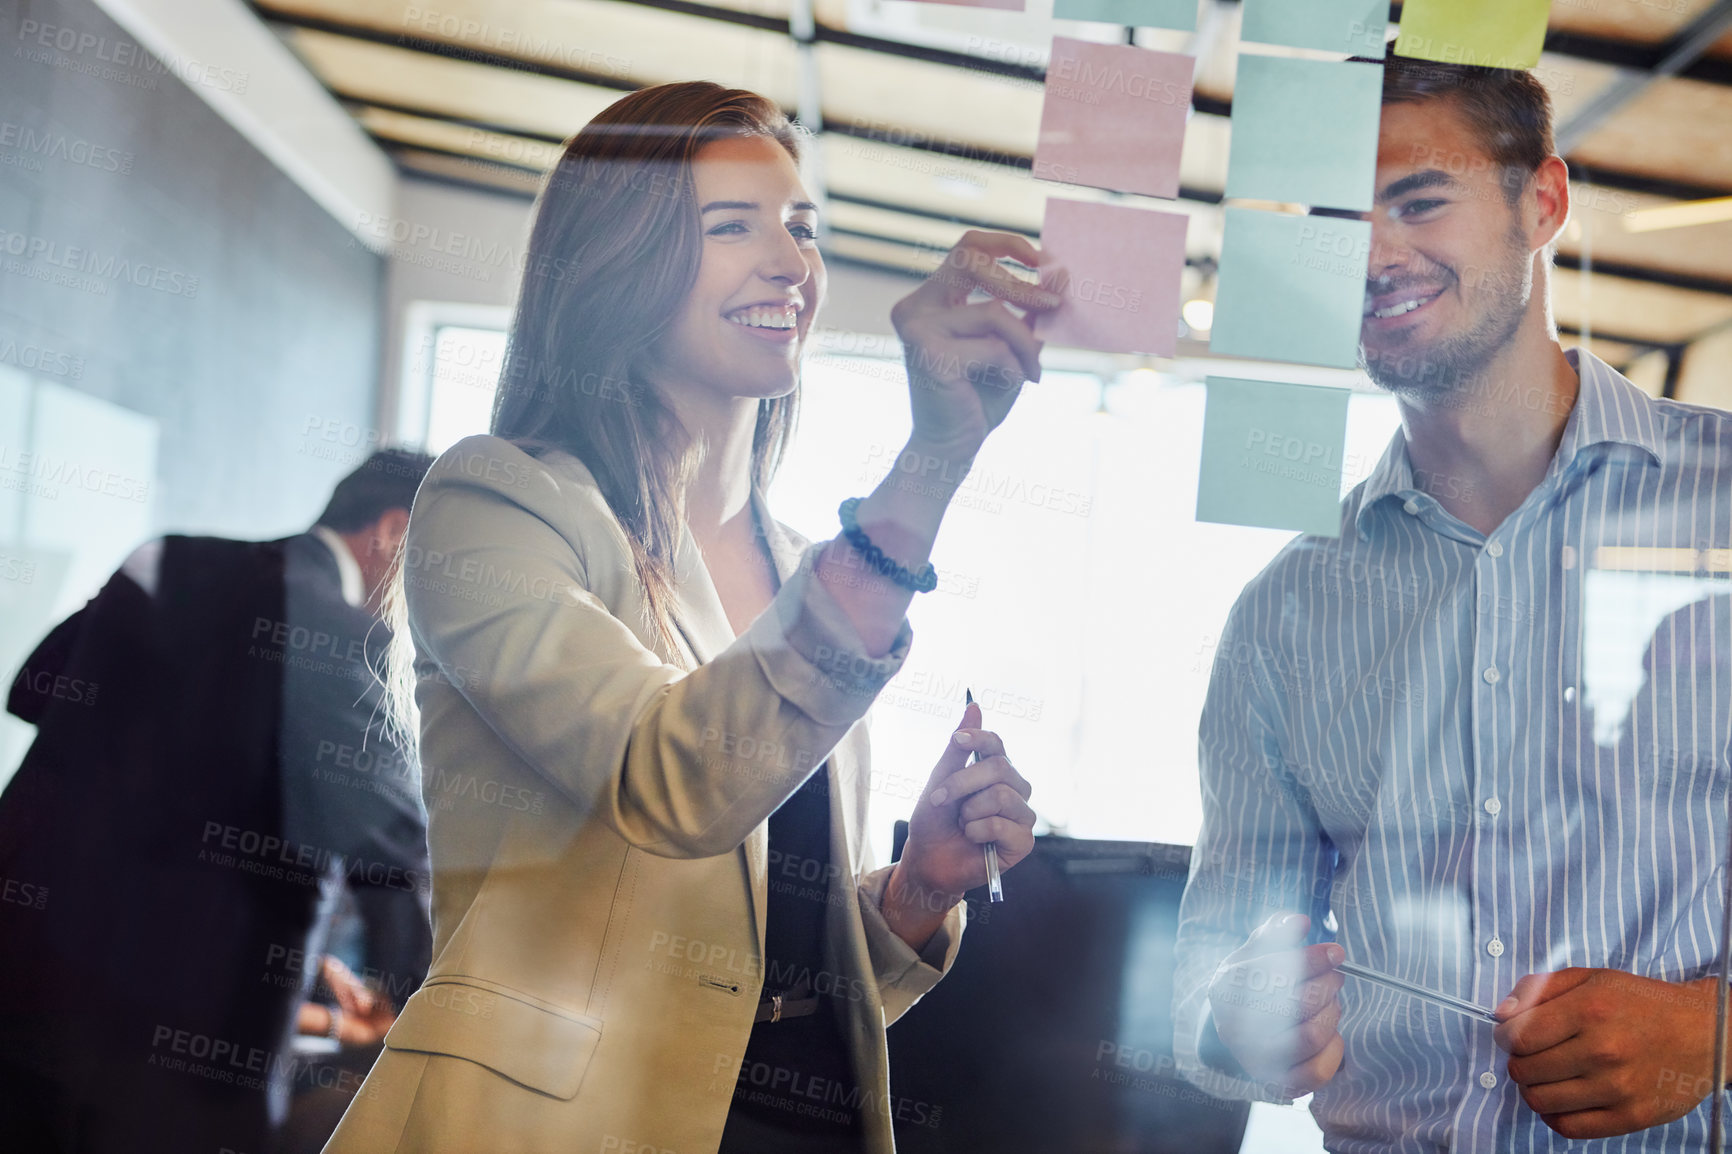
[1173,55,1732,1151]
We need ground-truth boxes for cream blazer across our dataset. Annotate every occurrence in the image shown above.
[323,434,964,1154]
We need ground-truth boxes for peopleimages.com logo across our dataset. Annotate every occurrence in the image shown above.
[0,229,199,298]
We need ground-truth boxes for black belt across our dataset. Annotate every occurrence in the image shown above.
[754,979,820,1024]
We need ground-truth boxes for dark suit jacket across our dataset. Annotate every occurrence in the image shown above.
[0,531,429,1154]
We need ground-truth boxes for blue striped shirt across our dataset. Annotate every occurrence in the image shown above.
[1175,350,1732,1152]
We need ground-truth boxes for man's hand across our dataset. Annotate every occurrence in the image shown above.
[1496,968,1725,1140]
[1207,912,1346,1096]
[321,955,379,1020]
[319,955,398,1045]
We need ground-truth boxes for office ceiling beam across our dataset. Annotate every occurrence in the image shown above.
[258,4,1732,205]
[1556,0,1732,153]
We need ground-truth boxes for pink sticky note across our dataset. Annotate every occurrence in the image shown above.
[1034,38,1193,199]
[1035,198,1188,357]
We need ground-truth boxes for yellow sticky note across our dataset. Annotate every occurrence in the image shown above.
[1394,0,1550,71]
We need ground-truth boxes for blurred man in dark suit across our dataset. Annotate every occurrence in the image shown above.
[0,448,435,1154]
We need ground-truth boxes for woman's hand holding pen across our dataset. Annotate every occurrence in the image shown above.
[881,700,1036,952]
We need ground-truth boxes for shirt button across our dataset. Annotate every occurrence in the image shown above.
[1404,499,1421,515]
[1487,938,1505,957]
[1486,542,1504,558]
[1563,686,1576,704]
[1482,667,1501,685]
[1479,1072,1498,1090]
[1484,798,1502,816]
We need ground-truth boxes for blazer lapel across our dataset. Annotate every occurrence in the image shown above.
[667,496,822,960]
[668,524,732,667]
[668,518,771,952]
[749,487,804,590]
[828,727,867,878]
[748,491,868,876]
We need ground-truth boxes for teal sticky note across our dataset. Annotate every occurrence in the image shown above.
[1241,0,1388,56]
[1210,207,1370,369]
[1225,56,1383,212]
[1053,0,1196,30]
[1197,376,1351,537]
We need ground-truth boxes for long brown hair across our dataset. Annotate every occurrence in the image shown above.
[494,81,804,642]
[378,83,805,762]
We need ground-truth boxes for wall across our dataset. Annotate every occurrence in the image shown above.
[0,0,384,545]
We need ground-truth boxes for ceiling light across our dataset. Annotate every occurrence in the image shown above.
[1183,298,1215,333]
[1621,196,1732,234]
[932,176,986,200]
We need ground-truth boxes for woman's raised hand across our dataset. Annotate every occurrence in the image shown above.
[816,233,1063,659]
[889,231,1064,461]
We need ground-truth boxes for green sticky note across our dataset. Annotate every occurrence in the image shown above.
[1197,376,1351,537]
[1053,0,1196,30]
[1225,56,1383,212]
[1211,207,1371,369]
[1241,0,1388,56]
[1394,0,1550,70]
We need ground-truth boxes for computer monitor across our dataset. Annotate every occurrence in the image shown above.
[887,834,1250,1153]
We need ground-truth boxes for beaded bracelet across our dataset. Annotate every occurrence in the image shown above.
[837,497,939,594]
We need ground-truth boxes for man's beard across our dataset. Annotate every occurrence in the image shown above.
[1358,226,1534,405]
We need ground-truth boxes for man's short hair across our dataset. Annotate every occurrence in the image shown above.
[316,448,436,532]
[1353,54,1557,202]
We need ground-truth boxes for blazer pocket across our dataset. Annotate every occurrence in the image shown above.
[383,977,603,1100]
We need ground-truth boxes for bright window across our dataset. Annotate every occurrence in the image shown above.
[421,325,508,455]
[771,355,1401,862]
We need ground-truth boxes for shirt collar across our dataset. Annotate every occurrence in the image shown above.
[1355,428,1419,533]
[1553,347,1668,469]
[1354,347,1666,537]
[310,524,367,608]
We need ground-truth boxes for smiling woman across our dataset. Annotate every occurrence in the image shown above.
[325,81,1058,1154]
[487,85,812,649]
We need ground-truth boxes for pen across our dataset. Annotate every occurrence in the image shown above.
[1337,961,1500,1025]
[964,688,1004,903]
